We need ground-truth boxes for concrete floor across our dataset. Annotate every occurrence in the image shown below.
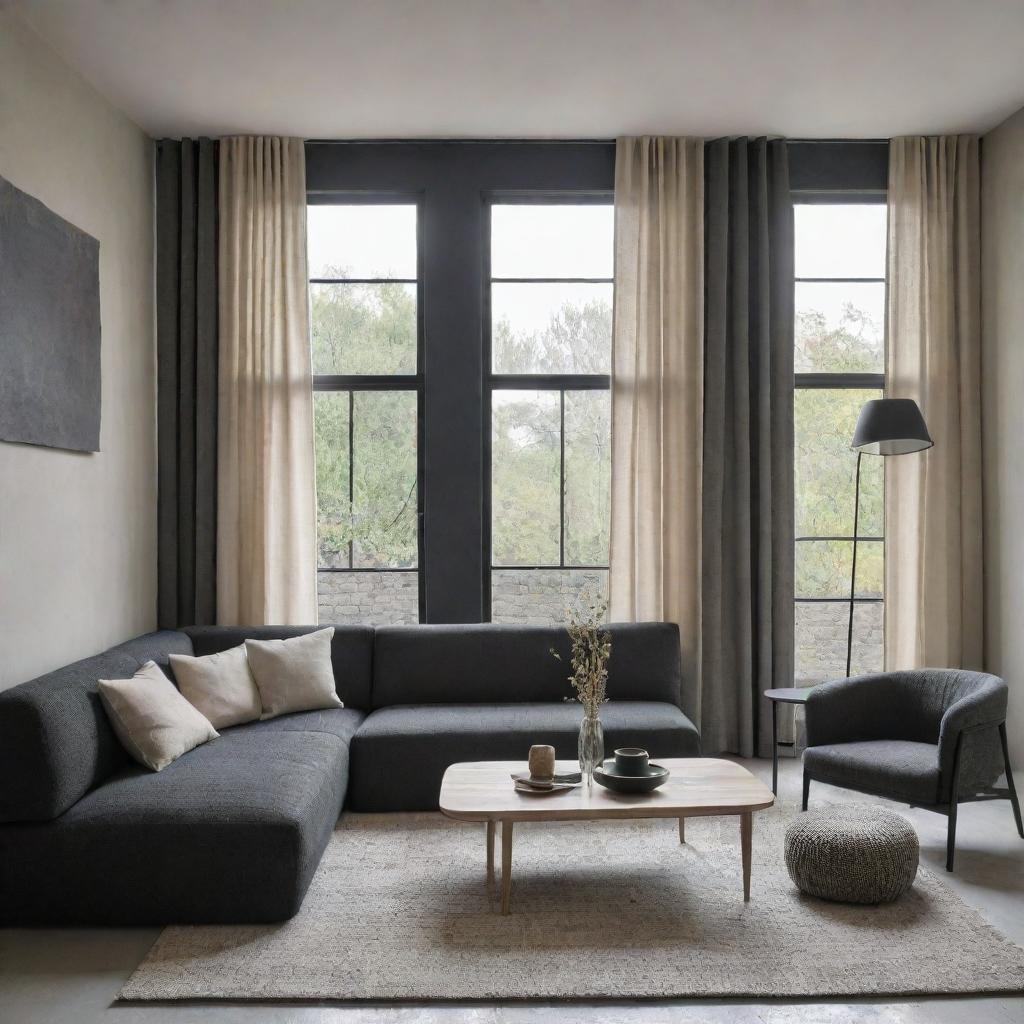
[2,757,1023,1024]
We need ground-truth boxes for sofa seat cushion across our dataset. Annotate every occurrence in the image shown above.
[349,701,700,811]
[804,740,941,806]
[228,707,364,747]
[0,726,354,926]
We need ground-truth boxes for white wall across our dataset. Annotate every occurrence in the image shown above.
[0,14,156,690]
[981,104,1024,751]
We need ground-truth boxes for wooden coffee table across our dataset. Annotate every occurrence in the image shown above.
[439,758,774,914]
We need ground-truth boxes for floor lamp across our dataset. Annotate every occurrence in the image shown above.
[847,398,933,677]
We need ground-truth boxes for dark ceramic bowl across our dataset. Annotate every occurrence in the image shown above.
[593,761,670,794]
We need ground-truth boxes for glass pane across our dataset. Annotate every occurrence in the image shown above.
[491,569,608,625]
[491,390,560,566]
[491,283,611,374]
[796,540,883,599]
[795,601,883,684]
[795,388,883,537]
[564,390,610,566]
[314,392,351,569]
[351,391,418,569]
[317,570,418,625]
[307,204,416,279]
[310,283,416,376]
[795,282,884,374]
[794,204,886,279]
[491,205,613,280]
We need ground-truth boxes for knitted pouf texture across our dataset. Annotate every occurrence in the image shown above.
[785,807,920,905]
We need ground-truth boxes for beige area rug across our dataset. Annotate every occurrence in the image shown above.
[122,806,1024,1001]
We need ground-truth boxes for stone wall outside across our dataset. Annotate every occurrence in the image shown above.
[795,600,883,684]
[316,572,883,686]
[316,568,610,626]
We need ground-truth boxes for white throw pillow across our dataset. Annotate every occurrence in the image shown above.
[169,643,262,729]
[98,661,219,771]
[244,627,342,719]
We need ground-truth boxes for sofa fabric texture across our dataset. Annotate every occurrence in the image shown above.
[0,621,692,924]
[804,669,1007,803]
[372,622,683,708]
[0,630,193,822]
[350,699,700,811]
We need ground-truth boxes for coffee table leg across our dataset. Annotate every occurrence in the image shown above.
[771,700,779,795]
[740,811,752,901]
[501,820,514,915]
[486,819,495,881]
[678,816,685,844]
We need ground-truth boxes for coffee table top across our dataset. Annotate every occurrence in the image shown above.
[439,758,774,823]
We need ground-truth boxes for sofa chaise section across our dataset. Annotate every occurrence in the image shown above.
[0,627,368,925]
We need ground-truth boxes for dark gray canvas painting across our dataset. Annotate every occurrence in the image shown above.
[0,174,101,452]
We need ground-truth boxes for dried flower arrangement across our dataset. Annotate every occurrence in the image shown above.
[551,591,611,720]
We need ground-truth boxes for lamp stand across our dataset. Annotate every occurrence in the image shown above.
[846,451,863,678]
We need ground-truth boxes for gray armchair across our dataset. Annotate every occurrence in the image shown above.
[802,669,1023,870]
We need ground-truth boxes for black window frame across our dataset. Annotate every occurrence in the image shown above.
[791,155,889,665]
[307,191,426,621]
[483,192,613,618]
[306,142,616,623]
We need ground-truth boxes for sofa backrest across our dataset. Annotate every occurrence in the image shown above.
[0,630,193,823]
[184,624,375,711]
[372,622,682,708]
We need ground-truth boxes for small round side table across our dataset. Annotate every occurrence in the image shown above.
[764,687,814,795]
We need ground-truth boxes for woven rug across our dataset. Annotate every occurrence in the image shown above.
[122,806,1024,1001]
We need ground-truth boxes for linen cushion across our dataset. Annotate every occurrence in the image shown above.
[184,625,373,710]
[245,627,342,719]
[170,643,261,729]
[98,662,219,772]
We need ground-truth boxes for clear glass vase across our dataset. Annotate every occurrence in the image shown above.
[578,711,605,788]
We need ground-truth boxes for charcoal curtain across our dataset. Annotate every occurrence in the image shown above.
[155,138,219,629]
[700,138,794,757]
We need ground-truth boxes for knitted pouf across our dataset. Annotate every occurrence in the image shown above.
[785,808,919,905]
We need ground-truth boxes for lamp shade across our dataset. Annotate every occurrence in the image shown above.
[851,398,933,455]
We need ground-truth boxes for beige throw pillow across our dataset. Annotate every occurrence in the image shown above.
[169,643,262,729]
[98,661,219,771]
[245,627,342,719]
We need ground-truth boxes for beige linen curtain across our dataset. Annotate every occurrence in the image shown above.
[609,137,704,720]
[217,137,317,625]
[885,136,983,669]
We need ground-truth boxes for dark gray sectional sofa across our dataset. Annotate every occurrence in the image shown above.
[0,622,698,925]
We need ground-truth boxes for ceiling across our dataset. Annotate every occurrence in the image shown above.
[13,0,1024,140]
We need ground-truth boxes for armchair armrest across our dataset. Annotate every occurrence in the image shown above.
[804,673,905,747]
[937,677,1007,794]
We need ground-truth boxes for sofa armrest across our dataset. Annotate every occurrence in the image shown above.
[804,673,906,748]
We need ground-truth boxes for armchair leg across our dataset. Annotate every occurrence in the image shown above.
[999,723,1024,839]
[801,771,810,812]
[946,796,958,872]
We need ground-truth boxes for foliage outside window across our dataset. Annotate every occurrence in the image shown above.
[794,203,887,682]
[309,203,420,624]
[488,203,613,622]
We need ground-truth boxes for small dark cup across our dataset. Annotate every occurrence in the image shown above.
[614,747,650,776]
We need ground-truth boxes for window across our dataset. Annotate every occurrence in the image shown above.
[487,202,613,623]
[309,202,422,624]
[793,202,887,682]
